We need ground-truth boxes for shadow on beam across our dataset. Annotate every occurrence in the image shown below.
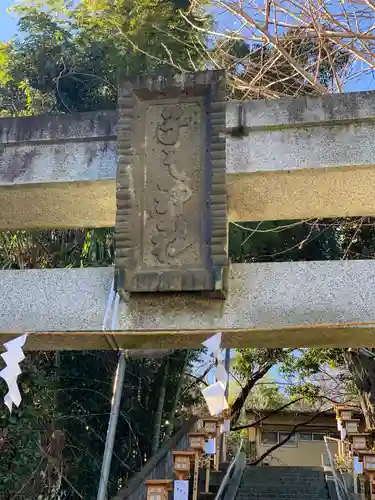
[2,324,375,351]
[1,262,375,349]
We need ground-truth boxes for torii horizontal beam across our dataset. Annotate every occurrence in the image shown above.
[1,90,375,231]
[2,260,375,350]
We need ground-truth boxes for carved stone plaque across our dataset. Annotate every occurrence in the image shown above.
[115,71,227,294]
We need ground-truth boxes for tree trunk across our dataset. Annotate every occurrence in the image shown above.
[166,351,189,437]
[344,350,375,429]
[151,358,170,455]
[230,363,274,425]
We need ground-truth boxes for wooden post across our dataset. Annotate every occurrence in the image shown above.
[360,452,375,500]
[201,418,219,482]
[340,440,345,459]
[359,475,366,500]
[215,421,221,471]
[205,455,211,493]
[188,433,206,500]
[221,408,231,463]
[193,450,199,500]
[369,473,375,500]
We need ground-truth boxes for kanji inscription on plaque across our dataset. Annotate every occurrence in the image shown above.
[115,71,227,294]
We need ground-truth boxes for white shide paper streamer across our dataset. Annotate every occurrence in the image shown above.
[202,382,229,416]
[201,332,229,416]
[215,362,229,387]
[0,334,28,413]
[202,332,222,359]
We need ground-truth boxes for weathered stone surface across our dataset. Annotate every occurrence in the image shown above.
[0,111,117,183]
[1,261,375,350]
[226,91,375,174]
[115,72,227,293]
[1,91,375,230]
[0,111,117,230]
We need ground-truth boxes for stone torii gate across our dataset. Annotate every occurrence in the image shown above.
[1,71,375,350]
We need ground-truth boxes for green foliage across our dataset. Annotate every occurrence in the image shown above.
[227,348,293,423]
[0,228,200,497]
[233,349,289,381]
[0,353,59,498]
[0,0,210,115]
[229,220,340,263]
[0,0,209,496]
[1,0,374,493]
[337,217,375,259]
[245,380,288,410]
[0,42,12,86]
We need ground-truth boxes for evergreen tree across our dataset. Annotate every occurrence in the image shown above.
[0,1,208,497]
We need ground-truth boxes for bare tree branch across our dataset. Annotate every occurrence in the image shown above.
[230,362,274,425]
[231,397,304,431]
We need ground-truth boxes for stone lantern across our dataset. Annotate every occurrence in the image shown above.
[146,480,172,500]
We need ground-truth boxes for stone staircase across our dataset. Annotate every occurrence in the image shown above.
[195,462,229,500]
[237,466,330,500]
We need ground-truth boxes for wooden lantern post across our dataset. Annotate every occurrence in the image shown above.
[202,417,219,490]
[341,410,354,421]
[145,480,172,500]
[202,418,218,435]
[222,408,231,431]
[201,418,223,472]
[172,451,195,480]
[359,476,366,500]
[336,404,362,431]
[188,433,207,500]
[351,434,370,452]
[221,408,231,463]
[335,403,360,419]
[354,454,366,500]
[335,405,357,435]
[346,419,360,435]
[215,417,224,471]
[360,452,375,500]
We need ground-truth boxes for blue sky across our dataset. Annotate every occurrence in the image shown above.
[1,0,373,92]
[1,1,17,41]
